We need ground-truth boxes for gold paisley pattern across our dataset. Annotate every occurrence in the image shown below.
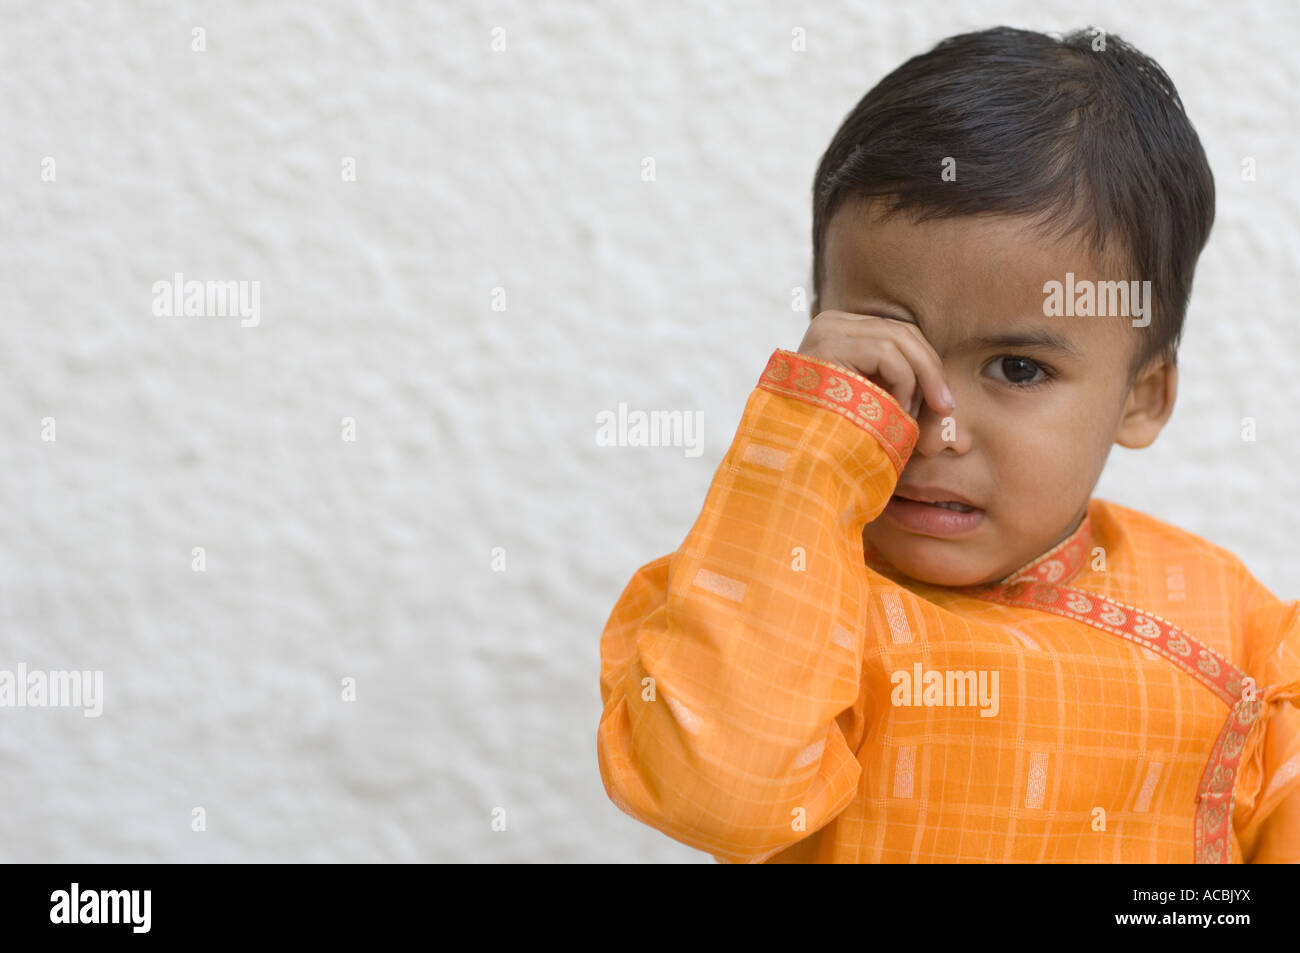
[1032,584,1058,604]
[1197,651,1221,679]
[1064,592,1093,614]
[1222,730,1246,759]
[1208,765,1232,794]
[855,396,882,422]
[1099,604,1126,626]
[824,376,853,402]
[763,356,790,381]
[1134,617,1162,640]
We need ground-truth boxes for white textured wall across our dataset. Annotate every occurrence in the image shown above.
[2,1,1296,863]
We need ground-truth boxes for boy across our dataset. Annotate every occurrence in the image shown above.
[596,26,1300,862]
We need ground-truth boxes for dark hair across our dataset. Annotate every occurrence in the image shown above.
[810,26,1215,378]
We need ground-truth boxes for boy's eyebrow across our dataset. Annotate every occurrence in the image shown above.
[867,309,1084,359]
[962,330,1084,359]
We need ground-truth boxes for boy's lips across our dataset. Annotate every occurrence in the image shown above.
[884,495,986,536]
[885,485,985,537]
[891,484,983,511]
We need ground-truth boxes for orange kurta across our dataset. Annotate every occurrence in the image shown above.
[596,348,1300,863]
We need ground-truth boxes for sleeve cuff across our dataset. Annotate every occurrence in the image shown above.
[756,348,918,475]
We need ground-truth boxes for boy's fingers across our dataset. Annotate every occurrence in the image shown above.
[893,318,944,365]
[865,341,918,418]
[883,321,953,413]
[802,310,952,415]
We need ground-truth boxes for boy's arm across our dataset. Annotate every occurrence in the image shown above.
[1236,586,1300,863]
[596,347,917,863]
[1245,787,1300,863]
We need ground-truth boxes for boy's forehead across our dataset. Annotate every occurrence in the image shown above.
[823,198,1132,354]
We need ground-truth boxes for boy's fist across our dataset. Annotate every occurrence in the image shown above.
[797,310,954,421]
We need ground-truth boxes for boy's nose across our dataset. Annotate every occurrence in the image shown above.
[912,395,969,457]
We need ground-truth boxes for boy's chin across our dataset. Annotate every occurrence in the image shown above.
[877,546,1003,589]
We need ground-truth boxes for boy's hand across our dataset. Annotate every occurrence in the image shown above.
[797,310,954,421]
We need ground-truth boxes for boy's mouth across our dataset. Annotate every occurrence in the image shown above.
[894,497,977,512]
[885,489,986,537]
[890,486,982,512]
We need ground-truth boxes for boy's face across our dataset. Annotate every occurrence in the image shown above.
[818,196,1176,588]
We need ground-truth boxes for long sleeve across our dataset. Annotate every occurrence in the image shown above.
[1246,787,1300,863]
[1235,579,1300,863]
[595,347,918,863]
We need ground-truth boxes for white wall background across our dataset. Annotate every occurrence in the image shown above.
[1,0,1295,863]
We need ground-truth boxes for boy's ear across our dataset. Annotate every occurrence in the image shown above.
[1115,359,1177,449]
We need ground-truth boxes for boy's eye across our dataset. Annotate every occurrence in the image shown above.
[985,355,1053,388]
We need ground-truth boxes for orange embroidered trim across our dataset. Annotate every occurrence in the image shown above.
[1194,697,1260,864]
[963,577,1257,864]
[756,348,917,476]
